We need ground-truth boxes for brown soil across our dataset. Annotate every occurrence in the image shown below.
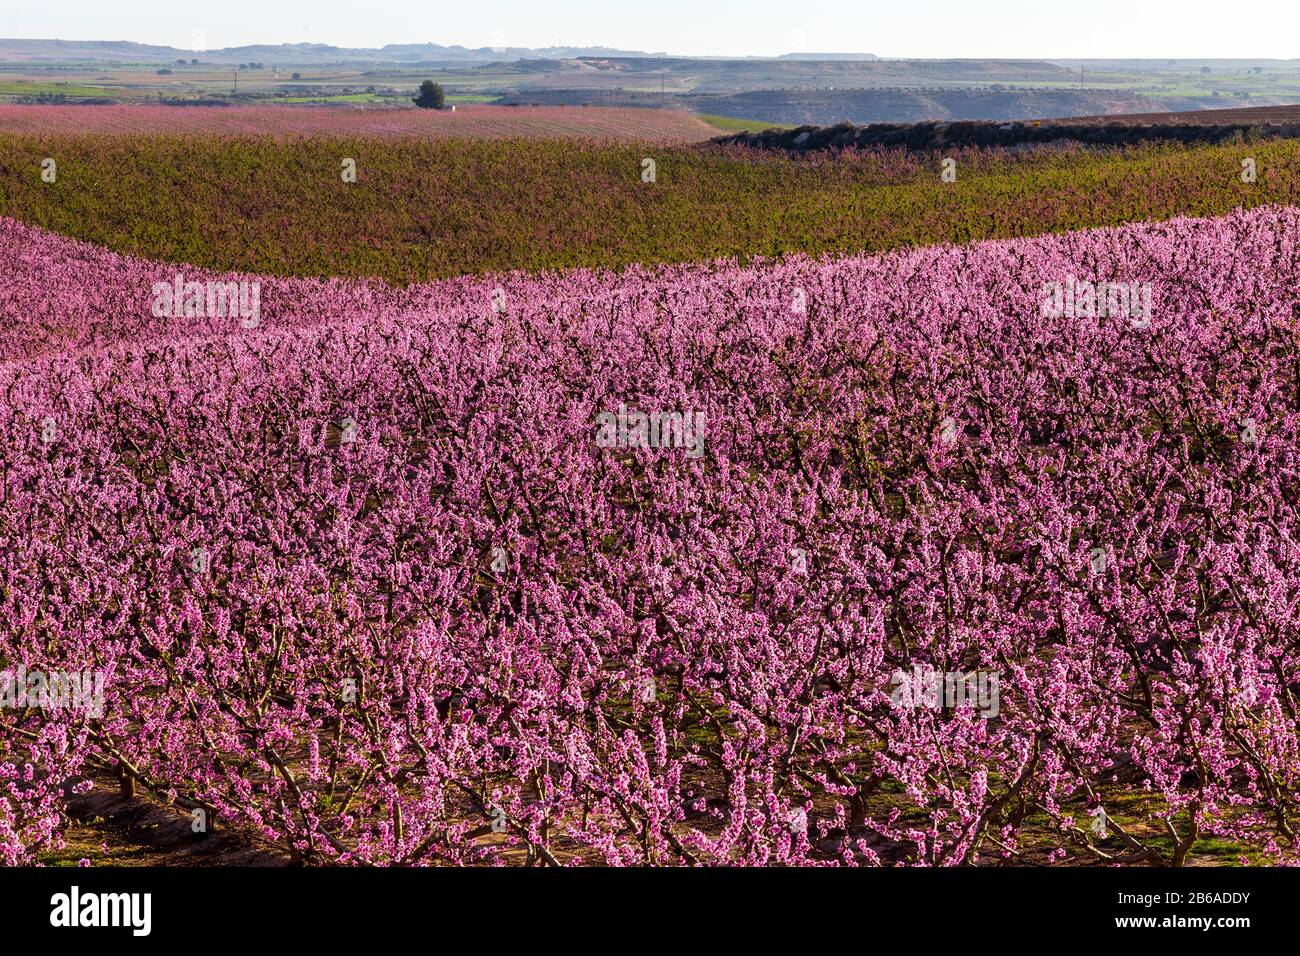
[45,775,290,867]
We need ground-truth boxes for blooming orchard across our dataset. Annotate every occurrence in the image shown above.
[1,206,1298,865]
[0,103,720,142]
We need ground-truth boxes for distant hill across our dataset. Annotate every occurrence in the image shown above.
[686,88,1161,124]
[777,53,878,61]
[492,86,1176,125]
[0,38,657,65]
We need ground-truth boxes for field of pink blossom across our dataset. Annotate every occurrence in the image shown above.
[0,103,720,143]
[3,205,1299,866]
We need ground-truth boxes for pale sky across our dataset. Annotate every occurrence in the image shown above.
[1,0,1297,60]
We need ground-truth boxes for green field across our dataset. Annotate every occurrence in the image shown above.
[445,93,501,104]
[695,113,797,132]
[0,80,116,98]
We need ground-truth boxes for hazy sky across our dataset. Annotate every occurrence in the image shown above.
[2,0,1297,59]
